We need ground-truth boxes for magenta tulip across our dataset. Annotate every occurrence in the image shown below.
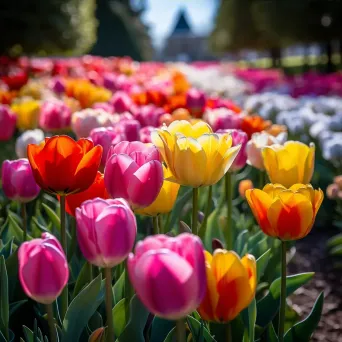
[18,233,69,304]
[115,120,141,142]
[133,105,165,127]
[39,100,72,131]
[186,88,206,116]
[128,233,206,319]
[92,102,114,114]
[139,126,154,143]
[205,108,242,132]
[76,198,137,267]
[105,141,163,209]
[2,159,40,203]
[0,105,16,141]
[110,91,133,113]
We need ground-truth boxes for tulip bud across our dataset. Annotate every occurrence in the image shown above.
[92,102,114,114]
[204,108,241,132]
[15,129,45,158]
[186,88,206,117]
[110,91,133,113]
[76,198,137,268]
[2,159,40,203]
[238,179,254,198]
[133,105,165,127]
[39,100,72,132]
[212,238,224,251]
[0,105,16,141]
[89,328,105,342]
[49,77,65,94]
[115,120,141,142]
[18,233,69,304]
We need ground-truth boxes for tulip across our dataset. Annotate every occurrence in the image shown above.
[133,105,165,127]
[105,141,163,209]
[241,115,271,139]
[49,77,66,94]
[239,179,254,198]
[128,233,206,319]
[198,249,256,322]
[110,91,133,113]
[139,126,154,143]
[115,119,141,142]
[27,135,102,195]
[75,198,137,268]
[72,108,117,138]
[246,131,288,170]
[0,105,16,141]
[18,232,69,304]
[136,166,180,216]
[204,108,242,132]
[39,101,72,132]
[60,172,109,216]
[152,120,241,187]
[11,100,40,130]
[262,141,315,188]
[15,129,45,158]
[92,102,114,114]
[246,183,323,240]
[89,127,125,168]
[186,88,206,117]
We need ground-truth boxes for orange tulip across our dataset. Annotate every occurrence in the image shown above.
[246,183,324,241]
[58,172,109,216]
[241,115,271,138]
[27,135,102,196]
[239,179,254,198]
[198,249,256,322]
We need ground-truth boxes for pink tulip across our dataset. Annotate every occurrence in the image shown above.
[139,126,154,143]
[0,105,16,141]
[205,108,242,132]
[115,120,141,142]
[217,129,248,171]
[133,105,165,127]
[89,127,125,167]
[105,141,163,209]
[92,102,114,114]
[18,233,69,304]
[2,159,40,203]
[76,198,137,267]
[186,88,206,116]
[110,91,133,113]
[49,77,65,94]
[39,101,72,131]
[128,233,206,319]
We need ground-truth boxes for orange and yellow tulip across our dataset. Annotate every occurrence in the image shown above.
[27,135,102,195]
[198,249,256,322]
[241,115,271,139]
[262,141,315,188]
[246,183,323,241]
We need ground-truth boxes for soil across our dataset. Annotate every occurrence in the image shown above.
[288,229,342,342]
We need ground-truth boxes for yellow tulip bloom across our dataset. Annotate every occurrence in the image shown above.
[262,141,315,188]
[246,183,323,241]
[11,101,40,130]
[198,249,256,322]
[152,120,241,187]
[136,166,180,216]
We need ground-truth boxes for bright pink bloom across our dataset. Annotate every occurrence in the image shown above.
[139,126,154,143]
[89,127,125,167]
[2,159,40,203]
[76,198,137,268]
[205,108,242,132]
[18,233,69,304]
[115,120,141,142]
[110,91,133,113]
[49,77,65,94]
[105,141,163,209]
[128,233,206,319]
[186,88,206,116]
[92,102,114,114]
[133,105,165,127]
[39,101,72,131]
[0,105,16,141]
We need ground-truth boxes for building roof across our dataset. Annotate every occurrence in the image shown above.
[171,8,192,35]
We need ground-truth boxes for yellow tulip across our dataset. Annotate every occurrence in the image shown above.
[152,120,240,187]
[262,141,315,188]
[136,166,180,216]
[11,101,40,130]
[198,249,256,322]
[246,183,323,241]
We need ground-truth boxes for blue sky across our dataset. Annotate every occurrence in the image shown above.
[142,0,218,48]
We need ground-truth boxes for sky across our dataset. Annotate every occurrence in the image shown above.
[142,0,218,48]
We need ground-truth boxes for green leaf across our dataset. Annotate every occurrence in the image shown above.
[9,300,27,316]
[248,236,269,259]
[150,317,175,342]
[163,327,175,342]
[31,217,50,234]
[0,238,14,259]
[113,269,125,305]
[329,245,342,256]
[256,273,315,328]
[67,219,77,262]
[0,256,9,341]
[73,262,93,298]
[248,299,256,342]
[42,203,61,230]
[267,323,279,342]
[112,298,128,338]
[62,274,104,342]
[327,233,342,248]
[87,311,103,332]
[284,292,324,342]
[186,316,216,342]
[256,249,271,282]
[118,295,149,342]
[234,230,249,256]
[8,212,32,242]
[168,188,192,230]
[23,326,42,342]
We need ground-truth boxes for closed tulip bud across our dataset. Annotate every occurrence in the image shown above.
[11,100,40,131]
[128,233,206,319]
[262,141,315,188]
[115,120,141,142]
[18,233,69,304]
[133,105,165,127]
[89,328,105,342]
[198,249,256,322]
[15,129,45,158]
[152,120,241,187]
[172,108,191,121]
[136,166,180,216]
[90,127,125,167]
[76,198,137,268]
[139,126,154,143]
[49,77,65,94]
[2,159,40,203]
[105,141,163,209]
[186,88,206,117]
[246,183,324,241]
[110,91,133,113]
[204,108,242,132]
[0,105,16,141]
[39,101,72,132]
[239,179,254,198]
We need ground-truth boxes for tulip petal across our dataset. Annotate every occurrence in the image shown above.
[241,254,257,298]
[303,143,315,184]
[77,138,94,154]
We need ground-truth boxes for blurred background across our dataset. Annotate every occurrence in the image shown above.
[1,0,342,73]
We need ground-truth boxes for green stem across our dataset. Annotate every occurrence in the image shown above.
[176,319,186,342]
[224,173,233,250]
[199,186,212,238]
[89,262,93,281]
[124,262,133,319]
[21,203,27,241]
[152,216,159,235]
[192,187,199,235]
[105,267,114,342]
[59,195,68,321]
[278,241,287,342]
[226,322,232,342]
[158,215,163,234]
[46,303,57,342]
